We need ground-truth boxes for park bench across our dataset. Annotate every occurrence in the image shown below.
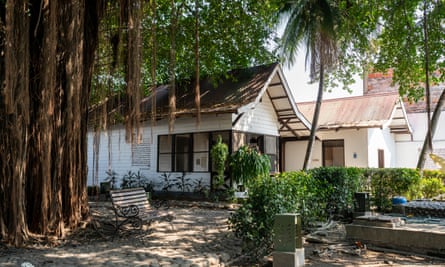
[109,187,172,234]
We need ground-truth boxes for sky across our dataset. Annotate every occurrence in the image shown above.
[282,60,364,103]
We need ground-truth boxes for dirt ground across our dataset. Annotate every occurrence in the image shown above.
[2,201,445,266]
[253,219,445,267]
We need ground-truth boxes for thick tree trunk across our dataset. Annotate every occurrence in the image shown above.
[0,0,30,246]
[1,0,103,246]
[303,63,324,171]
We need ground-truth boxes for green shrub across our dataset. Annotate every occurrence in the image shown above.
[229,145,270,187]
[420,177,445,199]
[228,172,307,258]
[275,171,326,226]
[423,169,445,183]
[309,167,366,219]
[365,168,420,211]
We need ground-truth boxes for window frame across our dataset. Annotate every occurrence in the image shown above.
[158,132,222,173]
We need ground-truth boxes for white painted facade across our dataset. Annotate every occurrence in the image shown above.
[283,127,408,170]
[87,113,233,189]
[283,107,444,171]
[87,93,281,189]
[395,112,445,169]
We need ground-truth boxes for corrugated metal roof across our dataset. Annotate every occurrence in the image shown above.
[89,63,312,137]
[297,93,412,134]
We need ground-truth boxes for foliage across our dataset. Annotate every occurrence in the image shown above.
[309,167,366,219]
[408,170,445,200]
[171,172,194,193]
[159,172,174,192]
[91,0,280,104]
[159,172,206,194]
[420,177,445,199]
[364,168,421,211]
[105,169,119,189]
[423,169,445,182]
[121,170,155,193]
[210,135,229,189]
[229,145,270,186]
[373,0,445,101]
[228,173,304,259]
[275,171,326,226]
[193,178,210,197]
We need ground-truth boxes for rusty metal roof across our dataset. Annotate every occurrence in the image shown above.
[297,93,412,134]
[89,63,311,138]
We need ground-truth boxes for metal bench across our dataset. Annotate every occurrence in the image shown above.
[109,187,172,234]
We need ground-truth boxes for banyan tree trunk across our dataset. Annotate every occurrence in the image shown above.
[0,0,104,246]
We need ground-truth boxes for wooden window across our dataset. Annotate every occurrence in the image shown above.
[158,133,210,172]
[323,140,345,167]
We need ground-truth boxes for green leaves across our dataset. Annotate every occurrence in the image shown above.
[229,145,270,186]
[210,135,229,188]
[373,0,445,102]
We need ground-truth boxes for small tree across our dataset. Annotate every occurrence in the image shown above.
[210,135,229,190]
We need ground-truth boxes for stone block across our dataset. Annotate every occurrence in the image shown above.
[273,249,305,267]
[274,213,302,252]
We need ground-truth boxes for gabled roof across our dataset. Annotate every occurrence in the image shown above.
[89,63,311,137]
[297,93,412,134]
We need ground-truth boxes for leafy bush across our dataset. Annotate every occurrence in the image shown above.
[364,168,420,211]
[228,172,307,258]
[229,145,270,186]
[420,177,445,199]
[309,167,366,219]
[121,170,155,192]
[423,169,445,183]
[105,169,119,189]
[275,171,326,227]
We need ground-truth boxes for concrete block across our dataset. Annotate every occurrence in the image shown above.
[346,223,445,256]
[273,249,305,267]
[274,213,302,251]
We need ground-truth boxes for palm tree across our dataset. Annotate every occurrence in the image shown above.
[278,0,340,170]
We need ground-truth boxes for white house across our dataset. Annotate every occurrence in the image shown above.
[87,63,311,190]
[284,71,445,171]
[283,93,412,170]
[87,64,445,192]
[365,72,445,169]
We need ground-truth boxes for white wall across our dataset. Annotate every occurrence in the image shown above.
[367,128,396,168]
[284,128,370,170]
[395,111,445,169]
[233,95,280,136]
[87,113,233,190]
[318,129,369,167]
